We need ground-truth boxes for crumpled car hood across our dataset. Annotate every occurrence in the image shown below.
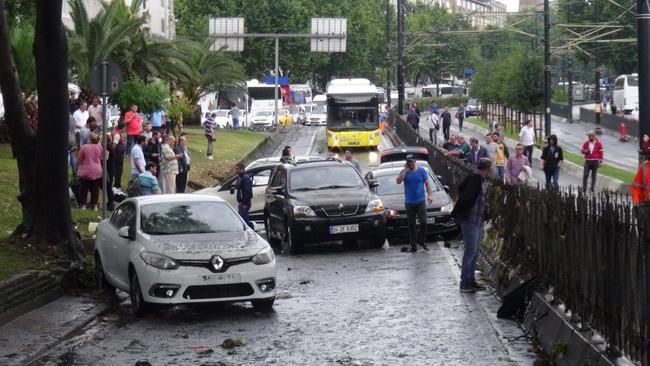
[147,230,268,260]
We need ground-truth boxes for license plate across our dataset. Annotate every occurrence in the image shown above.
[329,224,359,234]
[427,217,436,224]
[201,273,241,283]
[348,141,360,145]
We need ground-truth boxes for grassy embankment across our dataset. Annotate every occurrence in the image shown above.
[0,127,266,281]
[465,117,635,183]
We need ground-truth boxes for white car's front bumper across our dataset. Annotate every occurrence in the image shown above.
[134,259,277,304]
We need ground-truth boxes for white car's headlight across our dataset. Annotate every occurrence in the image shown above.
[293,206,316,217]
[252,246,275,265]
[440,202,454,213]
[140,252,179,270]
[365,199,384,213]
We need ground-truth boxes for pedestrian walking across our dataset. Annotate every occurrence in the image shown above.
[540,134,563,189]
[130,135,147,179]
[483,133,498,169]
[175,135,191,193]
[492,133,509,180]
[519,120,535,165]
[138,162,161,195]
[506,143,530,185]
[204,112,216,160]
[429,112,440,145]
[466,137,488,166]
[125,104,142,155]
[581,130,603,192]
[451,158,491,293]
[456,103,466,132]
[441,106,452,142]
[235,162,254,228]
[344,149,361,172]
[396,156,434,252]
[407,109,420,130]
[160,135,181,194]
[77,133,103,211]
[231,104,241,130]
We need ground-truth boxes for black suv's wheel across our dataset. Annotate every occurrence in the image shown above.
[371,234,387,248]
[95,253,115,293]
[129,270,149,317]
[286,224,303,254]
[265,214,281,247]
[252,297,275,312]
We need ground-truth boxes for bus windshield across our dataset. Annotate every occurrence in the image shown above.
[327,103,377,131]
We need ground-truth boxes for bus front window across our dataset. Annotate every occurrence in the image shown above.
[328,105,377,131]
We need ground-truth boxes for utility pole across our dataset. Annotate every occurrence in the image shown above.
[543,0,551,137]
[566,2,573,123]
[397,0,405,115]
[386,0,391,110]
[638,0,650,160]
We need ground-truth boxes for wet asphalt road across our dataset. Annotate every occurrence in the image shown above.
[33,126,534,366]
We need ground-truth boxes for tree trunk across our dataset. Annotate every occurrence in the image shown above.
[0,0,85,265]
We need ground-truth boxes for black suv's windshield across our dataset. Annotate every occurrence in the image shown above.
[289,165,364,192]
[140,202,244,235]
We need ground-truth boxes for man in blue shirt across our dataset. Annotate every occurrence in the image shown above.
[396,156,434,252]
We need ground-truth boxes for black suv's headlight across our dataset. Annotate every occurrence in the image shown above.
[293,206,317,217]
[365,199,384,213]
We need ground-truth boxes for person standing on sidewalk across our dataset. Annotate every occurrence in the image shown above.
[452,158,491,293]
[441,106,452,141]
[506,143,530,185]
[519,119,535,165]
[540,134,563,189]
[492,133,509,180]
[581,130,604,193]
[456,103,466,132]
[235,163,254,228]
[429,112,440,145]
[396,156,434,253]
[407,109,420,130]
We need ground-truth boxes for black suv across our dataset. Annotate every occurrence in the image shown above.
[264,159,386,253]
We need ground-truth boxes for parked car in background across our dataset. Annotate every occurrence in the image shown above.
[250,110,275,127]
[264,159,386,253]
[94,195,277,316]
[211,109,232,128]
[379,146,429,164]
[465,98,480,117]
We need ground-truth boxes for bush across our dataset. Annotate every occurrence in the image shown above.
[552,87,569,103]
[408,96,470,112]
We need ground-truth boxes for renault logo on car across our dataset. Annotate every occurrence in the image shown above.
[210,255,224,272]
[338,203,344,210]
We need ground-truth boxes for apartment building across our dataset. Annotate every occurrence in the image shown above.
[393,0,507,27]
[61,0,175,39]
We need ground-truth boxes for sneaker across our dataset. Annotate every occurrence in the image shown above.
[470,282,487,291]
[400,246,417,253]
[460,284,476,293]
[207,155,214,160]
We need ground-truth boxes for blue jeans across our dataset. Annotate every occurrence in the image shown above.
[232,118,240,130]
[544,167,560,189]
[495,166,505,178]
[69,148,77,178]
[126,135,137,156]
[238,202,253,229]
[459,219,482,286]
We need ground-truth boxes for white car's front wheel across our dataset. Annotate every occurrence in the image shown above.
[129,270,149,317]
[252,297,275,312]
[94,253,115,293]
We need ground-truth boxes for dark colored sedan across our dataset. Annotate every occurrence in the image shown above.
[365,166,458,241]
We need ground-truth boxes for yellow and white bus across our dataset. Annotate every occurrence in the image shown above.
[326,78,381,149]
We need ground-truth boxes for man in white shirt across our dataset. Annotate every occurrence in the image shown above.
[130,135,148,178]
[72,101,89,132]
[87,97,103,127]
[519,119,535,165]
[429,113,440,145]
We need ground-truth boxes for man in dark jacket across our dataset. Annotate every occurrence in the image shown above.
[235,163,254,229]
[540,134,563,190]
[406,109,420,130]
[451,158,492,293]
[466,137,489,166]
[174,135,191,193]
[144,130,162,175]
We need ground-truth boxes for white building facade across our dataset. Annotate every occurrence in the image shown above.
[62,0,175,39]
[395,0,507,27]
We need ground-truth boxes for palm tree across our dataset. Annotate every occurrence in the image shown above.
[9,25,36,94]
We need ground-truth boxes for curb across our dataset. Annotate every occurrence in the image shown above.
[0,270,63,327]
[460,121,626,192]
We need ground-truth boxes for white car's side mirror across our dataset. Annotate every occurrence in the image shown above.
[118,226,134,240]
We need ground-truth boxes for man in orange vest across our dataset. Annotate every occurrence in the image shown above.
[631,161,650,204]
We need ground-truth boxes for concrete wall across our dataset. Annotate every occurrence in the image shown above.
[579,107,638,137]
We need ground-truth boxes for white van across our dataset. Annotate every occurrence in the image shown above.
[612,74,638,114]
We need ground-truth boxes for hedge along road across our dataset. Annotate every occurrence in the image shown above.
[26,124,539,366]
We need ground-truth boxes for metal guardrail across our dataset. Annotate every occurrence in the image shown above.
[388,113,650,365]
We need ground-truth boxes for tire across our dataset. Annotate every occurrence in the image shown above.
[129,270,149,317]
[252,296,275,312]
[265,214,281,247]
[95,253,115,293]
[371,234,386,248]
[286,224,303,254]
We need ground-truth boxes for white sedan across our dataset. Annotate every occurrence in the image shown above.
[250,110,274,127]
[94,195,277,316]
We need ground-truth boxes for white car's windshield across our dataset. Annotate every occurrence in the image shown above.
[289,165,364,192]
[140,202,244,235]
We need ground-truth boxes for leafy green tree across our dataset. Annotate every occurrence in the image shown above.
[110,78,167,114]
[9,25,36,94]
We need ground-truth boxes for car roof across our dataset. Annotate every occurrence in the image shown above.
[132,193,227,205]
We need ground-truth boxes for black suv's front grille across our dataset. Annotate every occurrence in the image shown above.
[318,204,361,217]
[182,283,254,300]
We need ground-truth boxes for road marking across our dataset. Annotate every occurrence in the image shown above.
[307,127,321,155]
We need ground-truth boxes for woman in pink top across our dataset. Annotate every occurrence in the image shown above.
[124,104,142,155]
[77,133,104,210]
